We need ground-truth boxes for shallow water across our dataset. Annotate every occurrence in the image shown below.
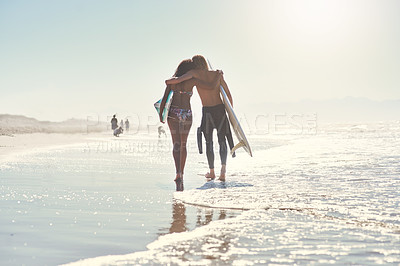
[1,122,400,265]
[0,133,240,265]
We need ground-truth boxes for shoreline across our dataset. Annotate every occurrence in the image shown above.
[1,122,400,265]
[0,132,107,165]
[0,131,239,265]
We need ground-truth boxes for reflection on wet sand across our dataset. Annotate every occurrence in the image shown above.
[196,208,227,227]
[166,200,240,262]
[169,201,187,233]
[168,200,236,234]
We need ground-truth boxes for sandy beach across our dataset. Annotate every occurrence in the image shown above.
[0,133,101,164]
[3,0,400,264]
[0,114,109,164]
[0,126,241,265]
[1,121,400,265]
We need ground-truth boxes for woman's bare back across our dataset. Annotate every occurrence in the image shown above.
[170,79,196,110]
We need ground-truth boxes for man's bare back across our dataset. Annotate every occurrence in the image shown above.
[167,69,233,107]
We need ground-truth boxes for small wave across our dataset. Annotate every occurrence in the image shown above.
[63,207,400,266]
[196,181,253,190]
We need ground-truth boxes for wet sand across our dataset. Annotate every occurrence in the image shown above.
[0,133,103,164]
[0,132,240,265]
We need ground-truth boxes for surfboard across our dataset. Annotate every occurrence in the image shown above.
[154,91,174,123]
[220,85,253,157]
[207,59,252,157]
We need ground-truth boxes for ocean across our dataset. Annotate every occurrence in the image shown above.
[1,122,400,265]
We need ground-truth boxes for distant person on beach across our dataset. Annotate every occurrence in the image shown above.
[120,119,124,128]
[125,119,130,132]
[159,59,221,191]
[114,126,123,137]
[166,55,233,182]
[111,115,118,131]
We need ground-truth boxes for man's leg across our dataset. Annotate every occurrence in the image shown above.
[217,133,227,181]
[203,113,216,179]
[204,132,216,179]
[216,109,229,181]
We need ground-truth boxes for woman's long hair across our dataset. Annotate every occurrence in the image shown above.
[173,59,195,77]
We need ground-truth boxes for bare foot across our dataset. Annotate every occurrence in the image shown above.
[174,173,182,182]
[205,170,216,180]
[218,166,226,182]
[174,177,184,191]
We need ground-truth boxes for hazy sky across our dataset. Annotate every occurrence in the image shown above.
[1,0,400,121]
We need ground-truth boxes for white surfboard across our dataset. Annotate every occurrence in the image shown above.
[207,59,252,157]
[154,91,174,123]
[220,85,253,157]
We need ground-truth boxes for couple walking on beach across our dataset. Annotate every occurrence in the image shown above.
[159,55,233,191]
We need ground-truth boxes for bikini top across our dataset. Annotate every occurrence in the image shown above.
[173,90,193,97]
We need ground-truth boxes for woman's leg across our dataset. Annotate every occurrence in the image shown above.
[178,118,192,178]
[167,118,181,180]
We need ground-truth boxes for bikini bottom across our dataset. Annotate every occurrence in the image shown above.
[169,107,192,123]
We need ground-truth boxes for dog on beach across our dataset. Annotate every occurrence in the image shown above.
[114,126,123,137]
[158,126,166,138]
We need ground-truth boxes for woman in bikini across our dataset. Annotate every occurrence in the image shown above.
[159,59,220,191]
